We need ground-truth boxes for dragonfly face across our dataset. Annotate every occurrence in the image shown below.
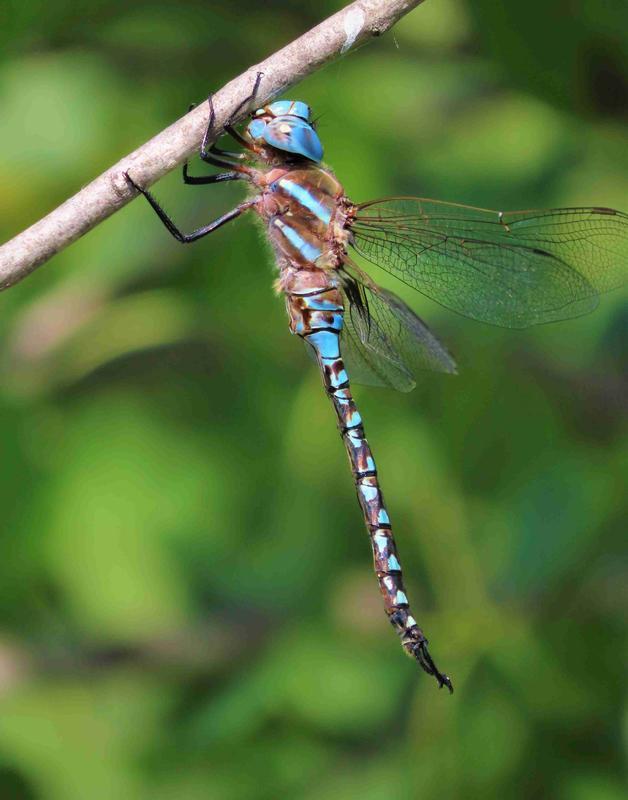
[125,84,627,694]
[245,100,323,162]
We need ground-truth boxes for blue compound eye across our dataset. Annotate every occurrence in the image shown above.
[267,100,311,122]
[263,115,323,162]
[247,118,267,140]
[289,101,311,121]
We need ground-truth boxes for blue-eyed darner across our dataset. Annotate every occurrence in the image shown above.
[124,76,627,693]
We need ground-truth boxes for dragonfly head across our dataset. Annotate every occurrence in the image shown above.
[245,100,323,163]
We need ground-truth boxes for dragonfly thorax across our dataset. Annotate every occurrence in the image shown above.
[256,165,348,271]
[245,99,323,163]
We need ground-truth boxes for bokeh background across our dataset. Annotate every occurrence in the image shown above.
[0,1,627,798]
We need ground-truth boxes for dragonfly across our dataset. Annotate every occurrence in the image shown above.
[124,75,627,693]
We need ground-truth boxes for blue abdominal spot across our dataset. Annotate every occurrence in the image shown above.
[306,330,340,359]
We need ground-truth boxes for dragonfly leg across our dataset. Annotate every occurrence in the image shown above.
[208,145,246,160]
[187,102,246,163]
[181,165,242,186]
[199,100,246,168]
[223,71,264,150]
[124,171,251,243]
[197,144,249,171]
[195,71,264,169]
[182,90,256,187]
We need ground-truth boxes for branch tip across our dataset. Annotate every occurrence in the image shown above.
[0,0,426,288]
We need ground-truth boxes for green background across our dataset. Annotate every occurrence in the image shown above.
[0,1,626,798]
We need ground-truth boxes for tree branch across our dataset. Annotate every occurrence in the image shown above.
[0,0,425,289]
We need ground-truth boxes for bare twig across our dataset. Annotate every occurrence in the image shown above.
[0,0,425,289]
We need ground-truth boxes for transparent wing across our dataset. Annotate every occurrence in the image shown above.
[350,200,628,328]
[340,265,456,392]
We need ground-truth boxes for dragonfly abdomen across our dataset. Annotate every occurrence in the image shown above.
[285,275,453,692]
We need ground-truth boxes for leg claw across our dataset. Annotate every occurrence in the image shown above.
[123,170,142,194]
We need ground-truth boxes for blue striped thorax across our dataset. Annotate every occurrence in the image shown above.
[246,100,323,163]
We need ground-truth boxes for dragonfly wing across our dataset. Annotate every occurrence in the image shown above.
[350,200,628,328]
[301,292,414,390]
[341,319,414,391]
[340,265,457,392]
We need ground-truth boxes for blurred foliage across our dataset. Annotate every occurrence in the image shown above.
[0,1,627,798]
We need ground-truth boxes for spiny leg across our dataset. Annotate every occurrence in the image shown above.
[183,102,247,180]
[223,71,264,150]
[181,165,242,186]
[194,71,264,171]
[225,70,264,125]
[187,104,246,163]
[124,172,251,244]
[183,78,263,184]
